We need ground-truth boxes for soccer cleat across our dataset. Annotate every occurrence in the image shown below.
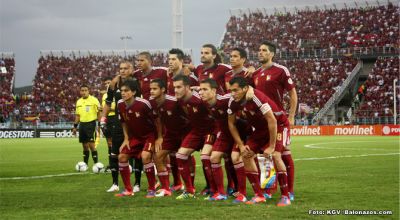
[176,192,196,200]
[155,181,161,190]
[106,184,119,193]
[145,190,156,198]
[170,184,185,192]
[155,189,172,197]
[277,196,291,207]
[245,196,266,204]
[232,193,248,203]
[115,190,134,197]
[289,192,294,201]
[199,187,211,196]
[208,193,228,201]
[227,188,236,196]
[133,185,140,193]
[263,192,272,199]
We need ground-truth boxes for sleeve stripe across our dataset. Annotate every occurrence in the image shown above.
[273,63,291,77]
[260,103,272,115]
[165,94,177,101]
[252,96,263,107]
[136,98,152,109]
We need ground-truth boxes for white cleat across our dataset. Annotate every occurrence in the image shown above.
[106,184,119,193]
[133,184,140,193]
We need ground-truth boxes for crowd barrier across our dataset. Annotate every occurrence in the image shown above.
[290,125,400,136]
[0,125,398,138]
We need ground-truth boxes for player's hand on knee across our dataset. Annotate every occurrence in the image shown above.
[155,138,163,153]
[120,139,130,152]
[263,147,275,159]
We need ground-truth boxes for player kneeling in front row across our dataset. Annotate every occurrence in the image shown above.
[227,77,291,206]
[115,79,161,198]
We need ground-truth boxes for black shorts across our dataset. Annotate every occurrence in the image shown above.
[79,121,97,143]
[104,115,117,138]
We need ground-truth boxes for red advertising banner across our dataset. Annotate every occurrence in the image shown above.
[291,125,398,136]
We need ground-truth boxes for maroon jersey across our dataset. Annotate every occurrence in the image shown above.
[118,97,156,139]
[228,89,289,131]
[224,68,254,90]
[195,63,231,93]
[167,72,199,95]
[149,94,189,136]
[252,63,295,111]
[206,94,232,136]
[134,67,168,99]
[178,91,214,135]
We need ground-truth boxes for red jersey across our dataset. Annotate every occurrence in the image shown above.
[195,63,231,93]
[224,68,254,90]
[133,67,168,99]
[167,72,199,95]
[149,94,189,136]
[178,91,214,135]
[252,63,295,111]
[118,97,156,139]
[206,94,232,136]
[228,89,289,131]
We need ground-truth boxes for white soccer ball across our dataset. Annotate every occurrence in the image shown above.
[92,162,105,173]
[75,161,88,172]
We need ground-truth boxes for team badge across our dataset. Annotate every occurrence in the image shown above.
[288,78,293,84]
[167,111,172,115]
[135,112,140,117]
[249,111,255,115]
[266,75,271,81]
[210,73,214,78]
[160,108,164,112]
[128,110,132,113]
[144,78,148,81]
[218,110,224,115]
[193,107,198,112]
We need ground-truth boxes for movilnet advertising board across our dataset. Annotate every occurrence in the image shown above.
[291,125,400,136]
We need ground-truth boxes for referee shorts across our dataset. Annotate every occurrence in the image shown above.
[79,120,97,143]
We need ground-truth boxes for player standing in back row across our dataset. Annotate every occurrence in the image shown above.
[253,41,298,200]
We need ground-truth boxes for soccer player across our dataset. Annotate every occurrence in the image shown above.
[167,48,198,95]
[254,41,298,200]
[115,79,160,198]
[198,78,236,201]
[149,78,190,196]
[134,51,168,99]
[173,75,215,199]
[72,85,101,167]
[225,47,254,90]
[227,77,291,206]
[101,61,135,193]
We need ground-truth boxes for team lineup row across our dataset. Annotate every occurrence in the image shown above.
[72,42,298,206]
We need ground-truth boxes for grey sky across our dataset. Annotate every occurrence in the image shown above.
[0,0,367,87]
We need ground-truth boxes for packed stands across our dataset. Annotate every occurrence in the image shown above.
[0,54,15,123]
[354,56,399,124]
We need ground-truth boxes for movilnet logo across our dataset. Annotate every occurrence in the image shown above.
[382,126,391,135]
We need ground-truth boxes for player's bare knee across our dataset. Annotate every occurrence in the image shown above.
[118,154,128,163]
[210,153,222,164]
[141,151,152,163]
[231,152,241,163]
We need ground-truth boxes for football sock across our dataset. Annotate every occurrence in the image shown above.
[282,153,295,193]
[91,150,98,163]
[157,170,170,190]
[234,162,247,196]
[211,162,225,195]
[143,162,156,191]
[246,171,263,197]
[134,159,143,186]
[169,154,182,186]
[119,162,132,192]
[176,153,195,194]
[190,155,196,184]
[277,171,289,197]
[83,150,89,165]
[201,154,216,194]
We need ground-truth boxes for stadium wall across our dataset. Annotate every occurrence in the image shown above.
[291,125,400,136]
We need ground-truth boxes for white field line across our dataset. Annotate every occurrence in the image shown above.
[0,172,90,180]
[304,140,398,151]
[294,152,399,161]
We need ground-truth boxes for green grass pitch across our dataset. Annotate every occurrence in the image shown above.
[0,136,399,219]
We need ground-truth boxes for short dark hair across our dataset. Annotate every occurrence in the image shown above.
[232,47,247,59]
[138,51,152,62]
[150,78,166,89]
[172,74,191,86]
[169,48,184,61]
[103,76,113,81]
[80,84,89,89]
[261,41,277,54]
[229,77,249,88]
[200,78,218,89]
[121,79,142,97]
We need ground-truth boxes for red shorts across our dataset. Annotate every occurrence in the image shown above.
[212,131,234,153]
[120,135,155,159]
[181,130,215,151]
[246,126,289,154]
[162,135,183,152]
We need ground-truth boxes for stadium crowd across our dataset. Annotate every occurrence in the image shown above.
[221,3,399,55]
[0,57,15,123]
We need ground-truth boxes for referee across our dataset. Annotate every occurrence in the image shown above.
[73,84,101,167]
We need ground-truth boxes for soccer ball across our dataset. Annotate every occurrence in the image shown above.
[92,162,105,173]
[75,161,88,172]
